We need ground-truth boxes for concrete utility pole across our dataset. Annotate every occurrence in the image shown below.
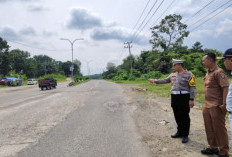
[83,60,92,76]
[60,38,84,82]
[124,41,133,73]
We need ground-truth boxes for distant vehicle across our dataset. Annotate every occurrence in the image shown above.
[0,78,7,85]
[27,78,37,85]
[39,77,57,90]
[0,77,22,86]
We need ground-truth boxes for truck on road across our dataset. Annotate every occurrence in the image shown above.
[39,77,57,90]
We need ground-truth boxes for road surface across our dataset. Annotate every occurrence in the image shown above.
[0,80,151,157]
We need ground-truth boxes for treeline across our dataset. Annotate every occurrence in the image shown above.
[102,46,224,81]
[102,14,224,80]
[0,37,82,79]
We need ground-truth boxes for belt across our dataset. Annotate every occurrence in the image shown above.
[171,91,190,94]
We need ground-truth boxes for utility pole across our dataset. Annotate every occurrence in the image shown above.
[60,38,84,82]
[84,60,92,76]
[124,41,133,73]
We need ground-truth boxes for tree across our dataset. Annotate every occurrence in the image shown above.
[191,41,203,53]
[9,49,31,74]
[150,14,189,51]
[24,58,37,78]
[73,59,81,76]
[102,62,117,79]
[0,37,10,76]
[34,55,57,77]
[120,55,135,73]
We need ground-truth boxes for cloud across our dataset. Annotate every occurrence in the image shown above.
[91,27,149,45]
[0,0,39,2]
[189,29,212,38]
[42,30,57,37]
[67,8,103,30]
[216,19,232,38]
[19,27,36,36]
[27,5,47,12]
[0,27,20,41]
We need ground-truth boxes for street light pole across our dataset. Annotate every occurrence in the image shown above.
[60,38,84,82]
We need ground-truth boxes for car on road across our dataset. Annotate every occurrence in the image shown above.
[39,77,57,90]
[0,78,7,85]
[0,77,22,86]
[27,78,37,85]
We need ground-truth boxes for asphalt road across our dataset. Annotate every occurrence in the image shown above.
[0,80,151,157]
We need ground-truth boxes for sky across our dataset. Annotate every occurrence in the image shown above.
[0,0,231,75]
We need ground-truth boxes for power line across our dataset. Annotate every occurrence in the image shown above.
[184,0,216,23]
[6,39,68,52]
[136,0,175,43]
[188,0,232,29]
[133,0,165,41]
[190,2,232,31]
[130,0,151,34]
[130,0,158,40]
[151,0,175,27]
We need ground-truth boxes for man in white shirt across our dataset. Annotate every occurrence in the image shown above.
[221,48,232,156]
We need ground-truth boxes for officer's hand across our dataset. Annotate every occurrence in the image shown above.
[189,100,194,108]
[148,79,156,84]
[219,104,227,114]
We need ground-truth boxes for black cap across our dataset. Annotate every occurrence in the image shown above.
[217,48,232,59]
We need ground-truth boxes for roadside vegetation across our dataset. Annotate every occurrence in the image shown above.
[113,77,205,103]
[37,74,67,83]
[68,75,90,86]
[102,14,229,105]
[0,36,84,87]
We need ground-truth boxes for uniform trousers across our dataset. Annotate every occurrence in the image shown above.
[229,114,232,148]
[171,94,190,137]
[203,107,229,155]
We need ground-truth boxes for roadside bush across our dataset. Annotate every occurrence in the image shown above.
[147,71,162,79]
[37,74,66,83]
[74,75,83,82]
[131,69,141,78]
[113,70,128,81]
[128,74,136,81]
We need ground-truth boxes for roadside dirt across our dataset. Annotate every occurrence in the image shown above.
[120,84,231,157]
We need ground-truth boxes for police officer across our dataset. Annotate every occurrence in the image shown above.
[149,59,196,143]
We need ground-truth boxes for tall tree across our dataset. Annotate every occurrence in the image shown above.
[150,14,189,51]
[34,55,57,77]
[9,49,30,74]
[0,37,10,76]
[191,41,204,53]
[102,62,117,79]
[61,60,81,77]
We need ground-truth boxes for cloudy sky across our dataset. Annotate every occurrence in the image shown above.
[0,0,231,75]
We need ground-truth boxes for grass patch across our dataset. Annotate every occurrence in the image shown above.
[68,80,90,86]
[112,78,206,104]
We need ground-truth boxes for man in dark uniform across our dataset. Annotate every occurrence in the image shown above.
[201,52,229,157]
[149,59,196,143]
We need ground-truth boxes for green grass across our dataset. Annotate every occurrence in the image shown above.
[113,78,205,104]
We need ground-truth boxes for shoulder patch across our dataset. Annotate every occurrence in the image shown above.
[189,75,196,87]
[221,74,225,79]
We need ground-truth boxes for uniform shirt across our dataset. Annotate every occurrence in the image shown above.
[155,70,195,99]
[226,80,232,112]
[204,66,229,108]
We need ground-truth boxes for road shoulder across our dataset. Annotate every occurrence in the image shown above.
[120,83,230,157]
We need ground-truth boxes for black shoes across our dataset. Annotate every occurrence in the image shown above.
[171,133,182,138]
[182,136,188,143]
[218,154,229,157]
[171,133,188,143]
[201,148,219,155]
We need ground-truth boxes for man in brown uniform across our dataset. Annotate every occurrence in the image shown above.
[201,52,229,157]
